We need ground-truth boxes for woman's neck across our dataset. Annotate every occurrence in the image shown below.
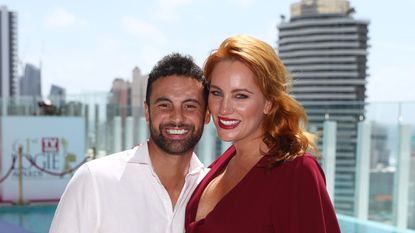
[232,136,268,163]
[229,138,268,170]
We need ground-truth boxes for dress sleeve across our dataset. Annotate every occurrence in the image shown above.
[49,164,99,233]
[294,157,341,233]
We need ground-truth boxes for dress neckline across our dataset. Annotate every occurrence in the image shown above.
[192,145,268,224]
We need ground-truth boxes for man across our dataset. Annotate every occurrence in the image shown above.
[49,53,210,233]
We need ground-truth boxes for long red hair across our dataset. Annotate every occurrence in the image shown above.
[204,35,317,166]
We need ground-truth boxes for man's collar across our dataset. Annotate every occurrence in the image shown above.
[126,141,205,174]
[188,152,205,175]
[126,142,151,164]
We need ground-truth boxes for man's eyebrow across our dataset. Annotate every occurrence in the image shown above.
[154,97,172,104]
[154,97,201,106]
[183,98,202,106]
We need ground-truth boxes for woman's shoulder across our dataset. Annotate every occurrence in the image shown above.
[266,153,327,197]
[269,152,324,179]
[286,153,326,183]
[281,152,319,168]
[291,153,320,167]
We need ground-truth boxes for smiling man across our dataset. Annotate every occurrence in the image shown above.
[49,53,210,233]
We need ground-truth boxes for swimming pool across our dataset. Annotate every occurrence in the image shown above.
[338,215,415,233]
[0,205,56,233]
[0,205,414,233]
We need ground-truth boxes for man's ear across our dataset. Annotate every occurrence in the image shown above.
[144,101,150,123]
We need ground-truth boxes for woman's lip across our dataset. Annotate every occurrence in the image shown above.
[218,116,237,121]
[217,116,240,129]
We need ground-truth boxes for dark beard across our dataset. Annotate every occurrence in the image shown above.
[149,121,203,155]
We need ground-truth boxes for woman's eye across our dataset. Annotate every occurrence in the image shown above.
[235,94,248,99]
[210,90,221,96]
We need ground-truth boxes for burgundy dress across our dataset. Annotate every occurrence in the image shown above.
[185,145,341,233]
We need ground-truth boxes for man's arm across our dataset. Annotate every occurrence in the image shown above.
[49,164,99,233]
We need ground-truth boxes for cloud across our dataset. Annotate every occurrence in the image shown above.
[367,63,414,102]
[227,0,255,8]
[95,38,123,53]
[158,0,193,6]
[121,16,167,45]
[262,20,279,47]
[154,0,194,21]
[44,8,76,29]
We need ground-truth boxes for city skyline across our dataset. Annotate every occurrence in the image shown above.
[1,0,414,102]
[278,0,369,216]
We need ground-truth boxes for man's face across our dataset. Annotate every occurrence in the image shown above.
[145,75,210,155]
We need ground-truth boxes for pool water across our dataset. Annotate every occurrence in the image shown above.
[1,205,415,233]
[0,205,56,233]
[338,215,415,233]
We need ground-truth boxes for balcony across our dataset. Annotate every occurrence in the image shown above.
[0,94,414,232]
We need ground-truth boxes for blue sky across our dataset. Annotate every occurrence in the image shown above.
[1,0,415,102]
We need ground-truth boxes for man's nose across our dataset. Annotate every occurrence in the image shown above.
[170,107,185,124]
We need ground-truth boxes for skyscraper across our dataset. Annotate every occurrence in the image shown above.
[49,84,66,108]
[109,78,131,111]
[20,63,41,97]
[0,6,18,103]
[107,78,131,151]
[278,0,369,216]
[131,66,147,110]
[131,67,148,144]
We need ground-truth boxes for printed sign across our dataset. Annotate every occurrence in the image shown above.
[0,116,85,202]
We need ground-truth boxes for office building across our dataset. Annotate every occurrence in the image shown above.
[131,66,147,110]
[1,6,18,102]
[278,0,369,215]
[369,169,394,223]
[109,78,131,113]
[49,84,66,108]
[107,78,131,152]
[370,123,390,169]
[131,67,148,144]
[19,63,41,97]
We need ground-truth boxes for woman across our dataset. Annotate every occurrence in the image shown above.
[185,35,340,232]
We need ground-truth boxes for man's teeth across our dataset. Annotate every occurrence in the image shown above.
[167,129,188,135]
[220,119,240,126]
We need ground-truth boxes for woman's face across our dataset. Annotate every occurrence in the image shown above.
[208,59,271,144]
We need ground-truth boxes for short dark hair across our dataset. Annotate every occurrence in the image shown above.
[145,53,208,106]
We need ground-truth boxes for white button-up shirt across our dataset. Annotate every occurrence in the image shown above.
[49,143,206,233]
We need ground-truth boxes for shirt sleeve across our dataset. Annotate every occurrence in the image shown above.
[49,163,99,233]
[294,157,341,233]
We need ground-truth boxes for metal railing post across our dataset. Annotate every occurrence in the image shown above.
[393,124,411,229]
[355,121,372,220]
[322,120,337,201]
[18,146,24,205]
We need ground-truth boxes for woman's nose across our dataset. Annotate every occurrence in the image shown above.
[219,97,233,115]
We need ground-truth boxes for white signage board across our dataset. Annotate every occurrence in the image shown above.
[0,116,85,202]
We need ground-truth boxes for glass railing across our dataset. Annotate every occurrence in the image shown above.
[0,94,414,231]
